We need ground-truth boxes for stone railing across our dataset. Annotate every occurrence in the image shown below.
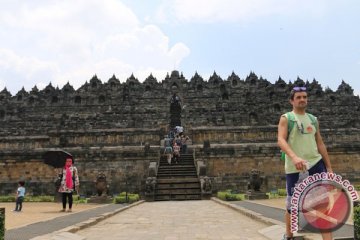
[144,161,157,201]
[195,148,212,199]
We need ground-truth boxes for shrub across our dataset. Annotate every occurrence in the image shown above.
[0,196,15,202]
[0,195,54,202]
[354,203,360,240]
[216,190,244,201]
[0,208,4,240]
[267,188,287,199]
[73,195,88,204]
[354,185,360,191]
[25,196,54,202]
[74,198,88,204]
[267,192,278,199]
[113,192,140,204]
[277,188,287,196]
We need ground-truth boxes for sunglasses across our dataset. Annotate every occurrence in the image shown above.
[293,86,306,91]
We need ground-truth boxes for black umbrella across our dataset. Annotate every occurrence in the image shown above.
[43,150,73,168]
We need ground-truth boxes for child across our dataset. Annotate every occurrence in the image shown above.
[172,142,180,164]
[13,181,25,212]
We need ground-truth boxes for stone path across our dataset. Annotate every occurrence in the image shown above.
[3,198,355,240]
[75,200,268,240]
[5,203,127,240]
[233,201,354,239]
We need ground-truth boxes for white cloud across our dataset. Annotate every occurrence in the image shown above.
[0,78,4,91]
[0,48,59,91]
[156,0,328,24]
[0,0,190,95]
[100,25,190,67]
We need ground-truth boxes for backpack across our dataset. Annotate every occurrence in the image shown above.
[164,138,172,147]
[164,146,173,154]
[280,112,318,161]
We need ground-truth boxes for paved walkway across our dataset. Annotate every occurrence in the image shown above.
[3,198,356,240]
[5,203,128,240]
[1,202,101,230]
[74,200,269,240]
[233,201,354,239]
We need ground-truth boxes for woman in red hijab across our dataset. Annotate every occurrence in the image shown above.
[58,158,79,212]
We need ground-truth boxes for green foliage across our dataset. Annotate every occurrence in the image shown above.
[277,188,287,196]
[113,192,140,204]
[73,195,88,204]
[0,196,15,202]
[74,198,88,204]
[354,203,360,240]
[25,196,54,202]
[217,190,244,201]
[267,188,287,199]
[0,208,4,240]
[354,185,360,191]
[0,195,54,202]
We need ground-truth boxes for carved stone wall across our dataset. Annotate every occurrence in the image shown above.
[192,141,360,192]
[0,143,159,196]
[1,71,359,136]
[0,70,359,195]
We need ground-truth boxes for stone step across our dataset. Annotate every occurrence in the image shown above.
[154,152,201,201]
[159,163,194,167]
[160,158,195,165]
[157,175,199,180]
[155,188,201,194]
[154,194,201,201]
[158,164,195,171]
[157,171,197,176]
[158,166,196,171]
[160,158,194,162]
[159,161,195,166]
[158,169,196,173]
[156,178,199,184]
[156,183,200,189]
[157,173,198,178]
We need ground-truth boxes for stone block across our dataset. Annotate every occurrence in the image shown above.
[148,162,157,177]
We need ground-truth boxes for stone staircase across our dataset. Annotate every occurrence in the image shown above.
[155,153,201,201]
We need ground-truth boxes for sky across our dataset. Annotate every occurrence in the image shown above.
[0,0,359,96]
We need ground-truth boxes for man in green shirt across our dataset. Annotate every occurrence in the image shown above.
[278,86,333,240]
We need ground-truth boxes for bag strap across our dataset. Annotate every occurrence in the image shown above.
[286,112,318,134]
[286,112,296,136]
[280,112,294,161]
[306,113,318,131]
[281,112,296,161]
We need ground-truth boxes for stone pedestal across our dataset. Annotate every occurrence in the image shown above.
[245,191,268,200]
[87,195,112,204]
[201,193,212,200]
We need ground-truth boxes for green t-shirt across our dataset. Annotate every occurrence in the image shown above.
[283,112,322,174]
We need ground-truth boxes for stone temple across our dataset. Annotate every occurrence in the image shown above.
[0,70,359,200]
